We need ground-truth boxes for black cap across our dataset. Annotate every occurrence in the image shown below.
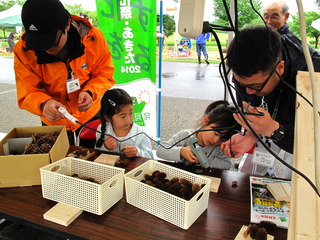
[22,0,71,51]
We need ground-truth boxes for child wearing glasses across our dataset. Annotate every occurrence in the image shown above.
[95,88,153,159]
[156,100,241,170]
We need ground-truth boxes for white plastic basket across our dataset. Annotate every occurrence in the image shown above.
[125,160,211,229]
[40,157,124,215]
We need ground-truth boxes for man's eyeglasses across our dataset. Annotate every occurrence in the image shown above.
[232,61,280,92]
[263,15,281,21]
[51,31,63,48]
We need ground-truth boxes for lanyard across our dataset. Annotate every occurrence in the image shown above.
[260,91,282,120]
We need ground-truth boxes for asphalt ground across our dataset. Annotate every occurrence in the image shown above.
[0,56,231,239]
[0,57,226,140]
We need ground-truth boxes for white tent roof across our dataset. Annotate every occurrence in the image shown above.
[0,4,22,20]
[0,4,22,27]
[312,19,320,32]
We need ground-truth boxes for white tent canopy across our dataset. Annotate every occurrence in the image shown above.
[0,4,23,27]
[0,4,22,19]
[312,18,320,31]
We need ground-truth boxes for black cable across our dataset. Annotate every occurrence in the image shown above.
[206,0,319,197]
[77,120,237,150]
[275,70,320,115]
[70,0,320,197]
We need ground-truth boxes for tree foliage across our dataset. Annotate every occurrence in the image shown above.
[157,14,175,38]
[0,0,25,38]
[212,0,263,29]
[0,0,26,11]
[0,0,16,11]
[63,4,98,27]
[290,11,320,48]
[0,1,98,29]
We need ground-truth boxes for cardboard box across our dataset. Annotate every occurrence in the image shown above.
[0,125,69,188]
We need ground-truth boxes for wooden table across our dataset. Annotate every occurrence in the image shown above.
[0,154,287,240]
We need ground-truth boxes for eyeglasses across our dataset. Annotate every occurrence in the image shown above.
[51,31,63,47]
[263,14,282,21]
[232,61,280,92]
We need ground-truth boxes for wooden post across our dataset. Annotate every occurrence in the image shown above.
[288,71,320,239]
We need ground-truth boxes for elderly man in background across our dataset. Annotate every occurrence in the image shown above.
[263,0,320,70]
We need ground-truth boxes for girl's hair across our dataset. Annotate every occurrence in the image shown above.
[96,88,133,147]
[201,100,241,141]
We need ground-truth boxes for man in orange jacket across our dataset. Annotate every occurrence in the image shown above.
[14,0,115,145]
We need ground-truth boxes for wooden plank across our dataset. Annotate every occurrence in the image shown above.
[94,153,120,166]
[281,182,291,198]
[267,182,290,202]
[289,71,320,239]
[43,203,83,226]
[202,175,221,193]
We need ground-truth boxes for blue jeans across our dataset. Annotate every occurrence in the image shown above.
[196,44,208,57]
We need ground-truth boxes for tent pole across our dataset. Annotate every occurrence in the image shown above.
[157,0,164,144]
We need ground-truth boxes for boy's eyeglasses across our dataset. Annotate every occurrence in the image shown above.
[232,61,280,92]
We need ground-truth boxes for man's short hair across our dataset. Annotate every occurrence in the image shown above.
[226,26,282,77]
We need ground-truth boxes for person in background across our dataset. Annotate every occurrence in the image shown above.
[263,0,290,32]
[14,0,115,145]
[95,88,153,159]
[263,0,320,69]
[156,100,241,170]
[180,38,192,50]
[7,31,16,52]
[195,32,210,64]
[221,26,320,178]
[80,12,88,19]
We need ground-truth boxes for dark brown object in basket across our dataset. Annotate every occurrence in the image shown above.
[179,178,192,189]
[24,132,59,154]
[159,181,171,191]
[145,180,155,187]
[170,177,179,184]
[153,178,163,188]
[189,183,201,199]
[152,170,160,178]
[144,174,153,181]
[179,186,192,200]
[167,182,182,194]
[158,172,167,180]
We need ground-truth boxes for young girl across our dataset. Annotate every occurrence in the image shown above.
[156,100,240,170]
[95,88,153,158]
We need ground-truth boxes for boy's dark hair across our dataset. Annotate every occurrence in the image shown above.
[204,100,241,141]
[96,88,133,148]
[226,25,282,77]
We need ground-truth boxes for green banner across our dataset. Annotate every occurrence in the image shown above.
[96,0,157,137]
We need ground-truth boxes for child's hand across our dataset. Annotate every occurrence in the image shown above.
[121,145,138,158]
[180,147,199,164]
[103,136,117,150]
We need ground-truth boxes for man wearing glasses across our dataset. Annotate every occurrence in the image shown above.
[13,0,115,145]
[263,0,320,71]
[263,0,290,33]
[221,26,320,179]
